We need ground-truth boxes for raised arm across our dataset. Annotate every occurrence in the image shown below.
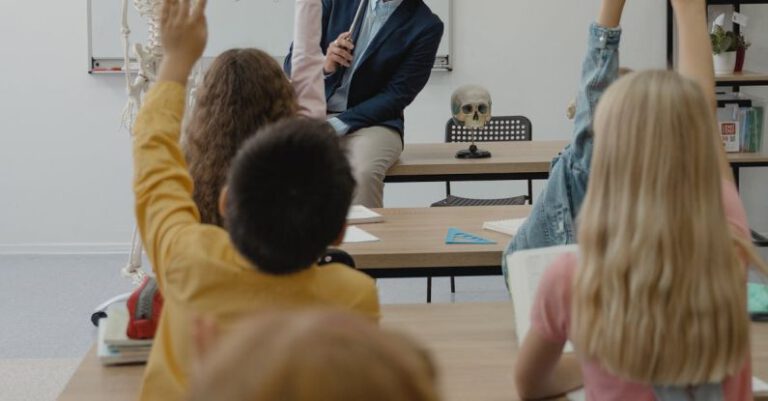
[569,0,625,163]
[134,0,208,276]
[291,0,327,119]
[334,21,443,133]
[672,0,733,180]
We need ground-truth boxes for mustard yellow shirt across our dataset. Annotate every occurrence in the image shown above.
[132,82,380,401]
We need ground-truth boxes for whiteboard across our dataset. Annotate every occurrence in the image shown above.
[88,0,452,70]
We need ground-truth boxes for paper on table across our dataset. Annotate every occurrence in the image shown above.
[754,377,768,393]
[483,218,526,237]
[507,244,578,353]
[342,226,380,244]
[347,205,384,224]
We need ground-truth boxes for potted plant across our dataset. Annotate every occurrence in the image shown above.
[735,32,751,73]
[711,25,738,74]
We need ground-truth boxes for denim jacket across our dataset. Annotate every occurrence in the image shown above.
[503,23,622,280]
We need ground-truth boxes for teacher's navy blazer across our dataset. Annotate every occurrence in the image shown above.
[285,0,444,137]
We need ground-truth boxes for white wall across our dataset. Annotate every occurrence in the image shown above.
[0,0,766,253]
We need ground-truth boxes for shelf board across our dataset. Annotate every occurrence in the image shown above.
[716,71,768,86]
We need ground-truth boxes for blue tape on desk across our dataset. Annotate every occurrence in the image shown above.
[445,228,496,245]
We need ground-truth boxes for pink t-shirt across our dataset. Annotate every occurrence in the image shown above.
[531,180,753,401]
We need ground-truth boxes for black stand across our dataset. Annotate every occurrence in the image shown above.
[455,128,491,159]
[456,144,492,159]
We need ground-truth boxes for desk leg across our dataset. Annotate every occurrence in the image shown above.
[733,166,740,190]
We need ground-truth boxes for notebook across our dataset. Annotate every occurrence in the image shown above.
[483,218,526,237]
[347,205,384,224]
[506,245,577,353]
[97,303,152,366]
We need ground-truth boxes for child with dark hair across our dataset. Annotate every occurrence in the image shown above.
[132,1,379,400]
[225,118,356,275]
[183,0,326,227]
[183,48,298,227]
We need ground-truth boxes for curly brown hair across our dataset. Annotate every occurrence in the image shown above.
[184,48,298,227]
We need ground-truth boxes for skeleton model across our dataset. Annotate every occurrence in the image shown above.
[450,85,493,159]
[117,0,166,286]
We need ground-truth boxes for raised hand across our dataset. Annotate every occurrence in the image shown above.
[158,0,209,84]
[324,32,355,74]
[597,0,627,28]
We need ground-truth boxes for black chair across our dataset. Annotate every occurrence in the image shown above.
[319,249,357,268]
[427,116,533,302]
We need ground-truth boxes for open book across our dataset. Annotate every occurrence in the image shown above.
[506,245,578,352]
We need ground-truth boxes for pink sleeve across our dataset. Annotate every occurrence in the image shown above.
[291,0,326,119]
[530,253,577,344]
[721,180,750,241]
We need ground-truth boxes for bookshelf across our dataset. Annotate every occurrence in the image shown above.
[667,0,768,246]
[667,0,768,87]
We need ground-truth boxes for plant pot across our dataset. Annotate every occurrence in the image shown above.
[735,48,746,73]
[713,51,737,74]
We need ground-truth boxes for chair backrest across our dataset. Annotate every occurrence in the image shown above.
[445,116,532,143]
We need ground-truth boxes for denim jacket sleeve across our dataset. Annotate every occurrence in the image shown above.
[502,24,621,282]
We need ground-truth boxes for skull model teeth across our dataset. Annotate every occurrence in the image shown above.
[451,85,492,130]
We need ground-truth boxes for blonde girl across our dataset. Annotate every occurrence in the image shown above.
[515,0,767,400]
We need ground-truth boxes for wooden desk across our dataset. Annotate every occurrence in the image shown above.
[385,140,768,183]
[341,206,530,278]
[385,141,566,183]
[58,302,768,401]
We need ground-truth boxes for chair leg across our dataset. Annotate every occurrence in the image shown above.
[450,276,456,293]
[427,277,432,303]
[527,179,533,205]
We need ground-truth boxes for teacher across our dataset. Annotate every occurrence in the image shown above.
[286,0,444,208]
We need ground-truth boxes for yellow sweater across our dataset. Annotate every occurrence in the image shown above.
[132,82,380,401]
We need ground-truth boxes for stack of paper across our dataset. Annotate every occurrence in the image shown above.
[483,218,526,237]
[347,205,384,224]
[97,303,152,366]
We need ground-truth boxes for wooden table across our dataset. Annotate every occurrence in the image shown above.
[58,302,768,401]
[385,141,567,183]
[385,140,768,184]
[341,206,530,279]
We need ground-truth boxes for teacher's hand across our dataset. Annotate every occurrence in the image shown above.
[324,32,355,75]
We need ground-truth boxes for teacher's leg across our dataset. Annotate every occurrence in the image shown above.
[341,126,403,208]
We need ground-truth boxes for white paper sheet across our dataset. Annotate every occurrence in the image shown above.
[754,377,768,393]
[483,218,526,237]
[347,205,384,224]
[342,226,380,244]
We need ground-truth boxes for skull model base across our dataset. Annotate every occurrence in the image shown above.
[456,143,492,159]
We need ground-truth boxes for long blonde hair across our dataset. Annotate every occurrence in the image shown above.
[572,70,767,385]
[187,310,440,401]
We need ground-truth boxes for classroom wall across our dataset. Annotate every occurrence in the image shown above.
[0,0,766,253]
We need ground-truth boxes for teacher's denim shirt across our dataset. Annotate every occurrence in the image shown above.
[502,24,622,282]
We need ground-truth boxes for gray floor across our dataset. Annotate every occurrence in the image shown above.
[0,254,508,401]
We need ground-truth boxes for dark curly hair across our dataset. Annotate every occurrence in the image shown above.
[183,48,298,227]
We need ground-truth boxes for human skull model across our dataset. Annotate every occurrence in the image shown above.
[451,85,492,130]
